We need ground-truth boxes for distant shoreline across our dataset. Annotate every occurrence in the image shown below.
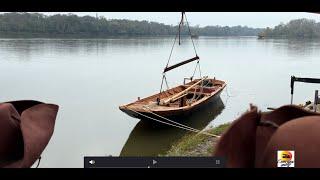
[0,32,174,38]
[0,32,318,40]
[0,13,262,38]
[257,35,320,40]
[0,32,259,39]
[258,19,320,39]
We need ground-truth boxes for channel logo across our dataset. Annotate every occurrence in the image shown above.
[277,150,294,167]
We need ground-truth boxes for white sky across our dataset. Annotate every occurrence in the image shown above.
[30,12,320,28]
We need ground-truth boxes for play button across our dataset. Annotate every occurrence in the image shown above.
[153,160,157,165]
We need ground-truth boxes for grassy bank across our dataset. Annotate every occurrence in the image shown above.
[161,122,231,156]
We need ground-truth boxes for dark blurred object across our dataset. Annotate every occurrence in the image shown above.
[290,76,320,104]
[213,104,320,168]
[0,100,59,168]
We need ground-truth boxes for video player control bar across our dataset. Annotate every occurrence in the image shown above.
[84,157,225,168]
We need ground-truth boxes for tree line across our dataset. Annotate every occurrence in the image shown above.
[0,13,263,37]
[259,18,320,38]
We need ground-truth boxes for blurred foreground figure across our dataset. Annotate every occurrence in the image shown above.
[214,104,320,168]
[0,100,59,168]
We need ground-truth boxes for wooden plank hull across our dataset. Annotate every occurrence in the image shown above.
[120,89,224,123]
[119,78,226,123]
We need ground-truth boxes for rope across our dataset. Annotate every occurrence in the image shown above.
[159,74,170,101]
[165,29,179,69]
[165,12,198,72]
[184,13,198,56]
[198,83,207,101]
[188,79,209,104]
[159,74,165,94]
[164,75,169,90]
[35,156,41,168]
[129,106,221,138]
[178,12,184,45]
[160,23,179,93]
[225,85,235,98]
[191,61,199,79]
[143,105,200,132]
[159,12,202,101]
[189,81,199,104]
[184,13,201,79]
[198,60,202,78]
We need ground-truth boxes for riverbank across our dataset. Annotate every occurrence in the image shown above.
[0,32,260,39]
[0,32,179,39]
[162,123,231,156]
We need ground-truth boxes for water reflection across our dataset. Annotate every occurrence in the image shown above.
[259,38,320,58]
[120,98,225,156]
[0,38,175,60]
[286,39,320,57]
[1,37,319,167]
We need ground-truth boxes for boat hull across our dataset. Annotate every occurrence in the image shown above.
[120,88,224,123]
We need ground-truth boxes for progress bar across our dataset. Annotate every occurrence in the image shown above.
[84,157,225,168]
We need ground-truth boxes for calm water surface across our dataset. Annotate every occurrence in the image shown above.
[1,36,320,167]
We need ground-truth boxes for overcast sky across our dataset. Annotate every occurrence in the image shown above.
[37,12,320,28]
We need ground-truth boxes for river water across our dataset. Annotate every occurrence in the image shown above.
[0,36,320,167]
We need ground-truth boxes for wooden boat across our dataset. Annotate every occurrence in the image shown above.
[119,12,226,122]
[119,77,226,120]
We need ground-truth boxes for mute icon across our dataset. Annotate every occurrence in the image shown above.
[89,160,95,165]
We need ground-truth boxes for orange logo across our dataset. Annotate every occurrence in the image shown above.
[280,151,292,161]
[277,150,295,167]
